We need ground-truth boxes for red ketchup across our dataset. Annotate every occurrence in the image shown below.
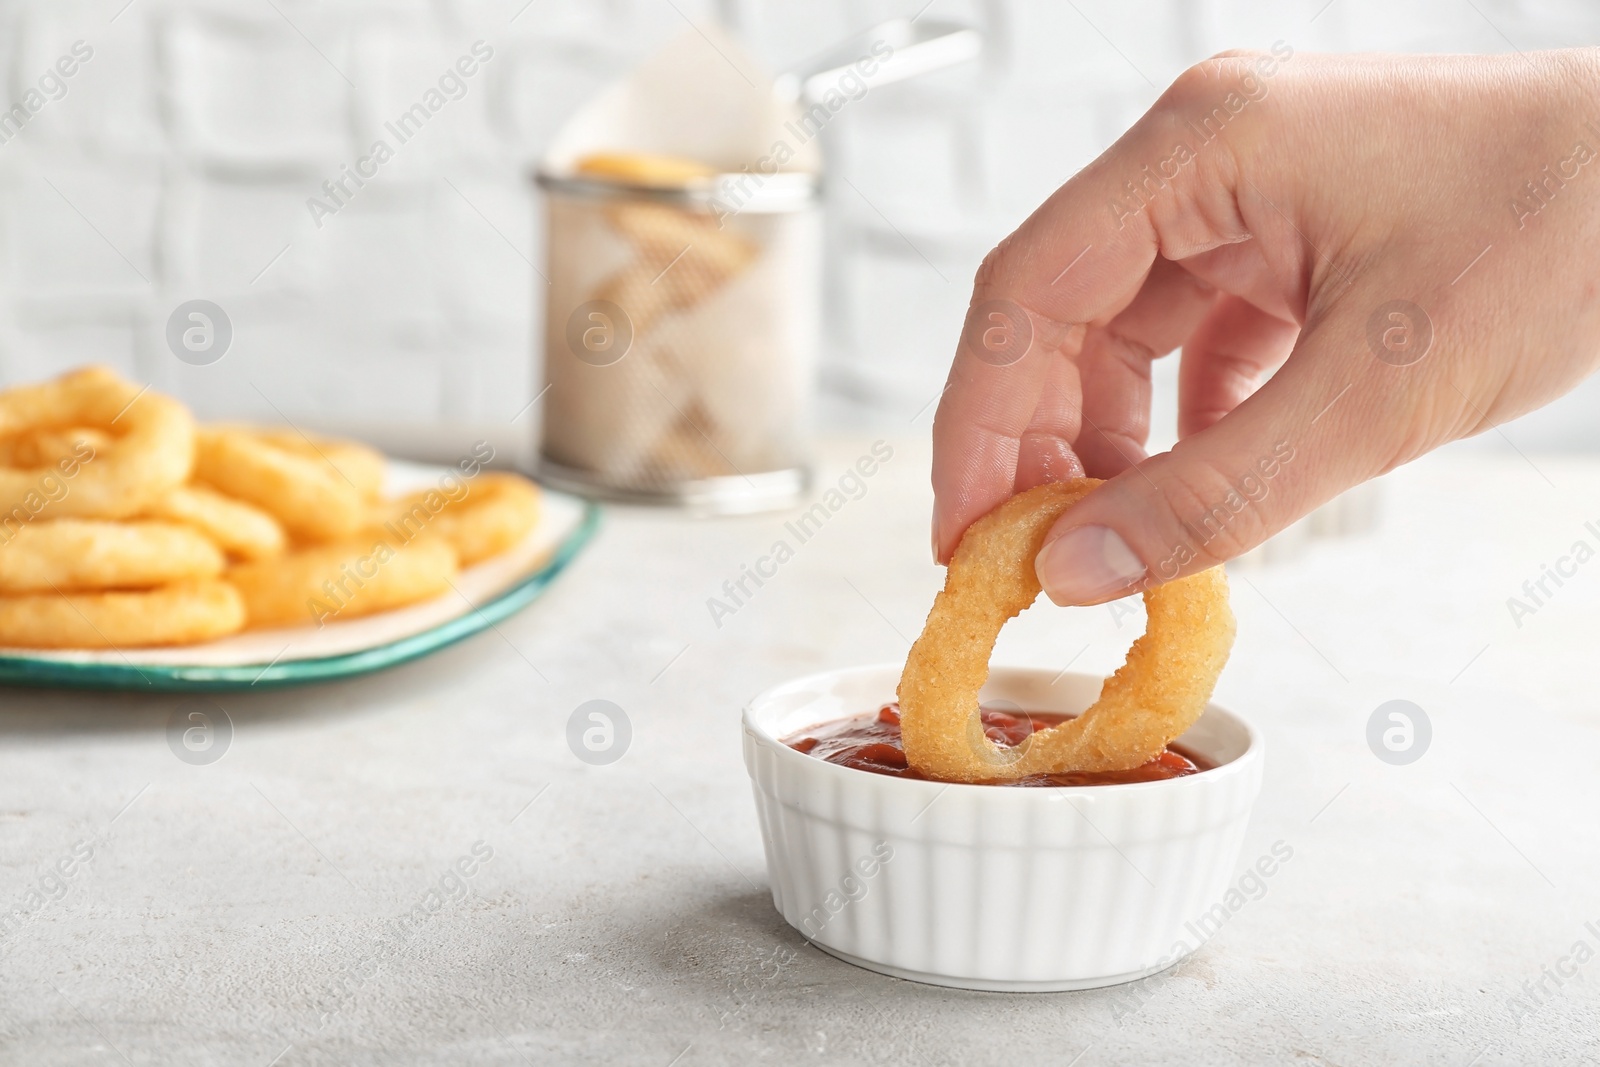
[784,704,1212,787]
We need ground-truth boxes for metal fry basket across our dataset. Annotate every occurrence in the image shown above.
[533,170,822,514]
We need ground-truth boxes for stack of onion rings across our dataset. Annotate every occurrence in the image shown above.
[897,480,1235,783]
[0,367,544,648]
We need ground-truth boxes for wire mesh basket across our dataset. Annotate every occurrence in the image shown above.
[534,170,821,514]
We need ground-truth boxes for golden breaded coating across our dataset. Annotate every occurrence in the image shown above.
[898,480,1235,783]
[0,579,245,649]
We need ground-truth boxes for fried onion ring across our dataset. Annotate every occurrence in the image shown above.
[0,578,245,648]
[232,427,386,501]
[143,485,287,562]
[0,426,111,469]
[0,519,225,592]
[376,473,540,565]
[0,367,194,519]
[194,428,365,543]
[226,533,458,629]
[575,150,717,187]
[898,480,1235,783]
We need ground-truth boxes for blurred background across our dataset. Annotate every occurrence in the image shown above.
[3,0,1599,467]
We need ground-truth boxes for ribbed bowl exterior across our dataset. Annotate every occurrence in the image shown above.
[743,665,1265,991]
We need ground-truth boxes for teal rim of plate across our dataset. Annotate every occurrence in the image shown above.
[0,501,601,693]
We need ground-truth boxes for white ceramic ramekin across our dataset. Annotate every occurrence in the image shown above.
[742,664,1264,991]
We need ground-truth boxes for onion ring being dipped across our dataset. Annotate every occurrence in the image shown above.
[376,473,540,565]
[0,367,195,520]
[897,480,1235,784]
[194,428,366,543]
[0,578,245,649]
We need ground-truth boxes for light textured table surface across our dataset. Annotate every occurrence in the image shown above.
[2,435,1598,1066]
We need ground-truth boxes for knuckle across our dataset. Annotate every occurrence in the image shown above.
[1085,425,1149,469]
[1159,52,1284,136]
[1206,48,1267,62]
[1101,326,1160,368]
[1207,350,1269,388]
[971,236,1014,294]
[1149,456,1273,575]
[1162,60,1236,109]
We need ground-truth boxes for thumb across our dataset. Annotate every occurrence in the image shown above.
[1034,316,1397,605]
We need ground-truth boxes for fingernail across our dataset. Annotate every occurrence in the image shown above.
[1035,525,1146,604]
[930,509,941,562]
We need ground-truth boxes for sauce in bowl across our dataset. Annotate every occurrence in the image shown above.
[784,703,1213,787]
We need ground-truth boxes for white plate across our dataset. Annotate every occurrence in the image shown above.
[0,463,600,690]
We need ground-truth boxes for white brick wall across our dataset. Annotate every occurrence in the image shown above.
[0,0,1593,463]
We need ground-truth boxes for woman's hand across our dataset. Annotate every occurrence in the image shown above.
[931,48,1600,604]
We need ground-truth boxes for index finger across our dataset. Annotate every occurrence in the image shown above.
[930,77,1249,562]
